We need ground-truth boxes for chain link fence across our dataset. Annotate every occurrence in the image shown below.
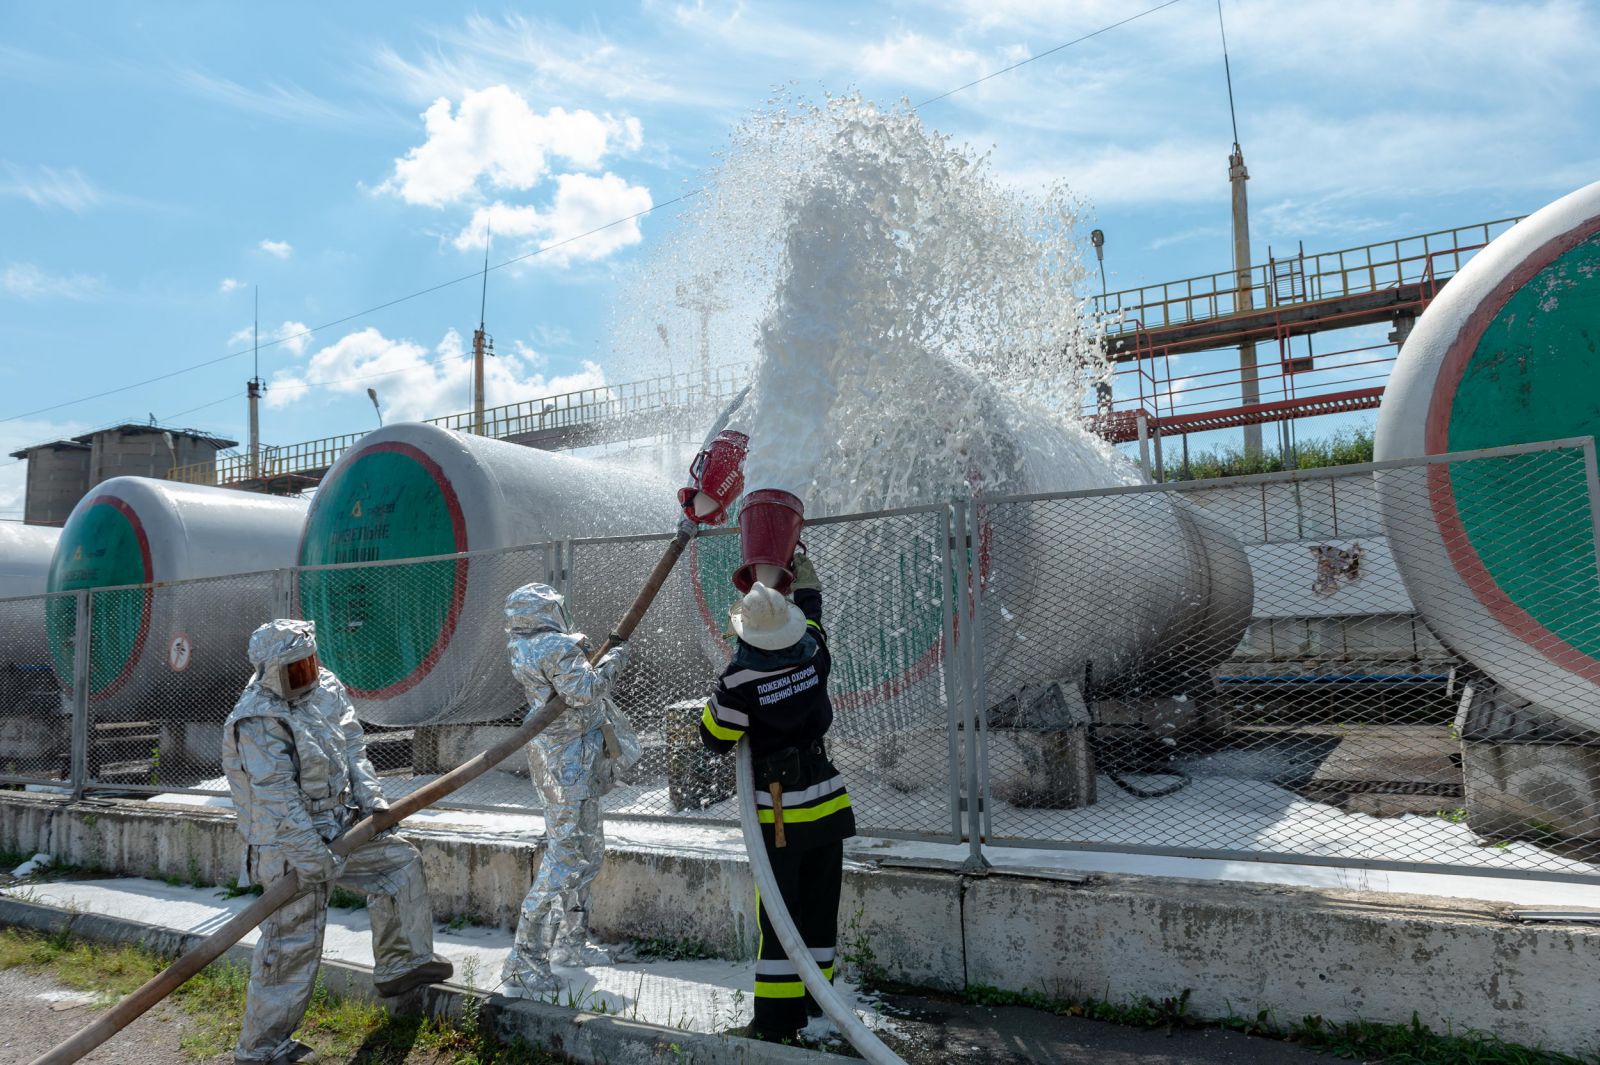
[13,438,1600,882]
[973,438,1600,880]
[0,590,75,787]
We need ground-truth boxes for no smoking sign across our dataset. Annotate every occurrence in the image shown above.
[168,633,194,672]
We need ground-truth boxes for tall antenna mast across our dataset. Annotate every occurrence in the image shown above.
[1217,0,1241,149]
[1218,0,1261,455]
[472,222,493,435]
[248,286,264,481]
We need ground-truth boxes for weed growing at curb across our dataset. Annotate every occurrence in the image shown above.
[628,934,715,961]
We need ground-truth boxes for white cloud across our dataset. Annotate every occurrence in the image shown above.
[259,239,293,259]
[369,13,732,110]
[219,277,243,294]
[276,321,312,357]
[451,173,653,265]
[266,326,606,422]
[1,263,102,301]
[228,320,314,357]
[0,162,104,212]
[176,69,374,126]
[382,85,643,208]
[859,31,987,91]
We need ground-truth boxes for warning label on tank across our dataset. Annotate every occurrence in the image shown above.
[168,633,193,672]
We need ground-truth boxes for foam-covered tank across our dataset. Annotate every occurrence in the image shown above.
[296,423,693,727]
[687,367,1255,736]
[0,524,62,722]
[1376,179,1600,732]
[45,478,309,719]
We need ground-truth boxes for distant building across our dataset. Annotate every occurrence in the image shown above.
[9,424,237,526]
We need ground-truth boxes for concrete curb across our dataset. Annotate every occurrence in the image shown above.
[0,897,854,1064]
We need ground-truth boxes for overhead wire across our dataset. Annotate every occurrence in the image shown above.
[4,1,1189,430]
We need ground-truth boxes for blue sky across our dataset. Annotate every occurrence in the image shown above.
[3,0,1598,513]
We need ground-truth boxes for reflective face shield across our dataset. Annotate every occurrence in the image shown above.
[282,654,320,701]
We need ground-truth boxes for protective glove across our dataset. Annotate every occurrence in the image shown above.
[293,845,343,888]
[790,552,821,593]
[599,640,632,676]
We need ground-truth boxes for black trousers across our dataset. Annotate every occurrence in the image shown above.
[753,837,844,1036]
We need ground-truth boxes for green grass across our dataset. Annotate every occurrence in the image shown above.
[329,885,369,910]
[1167,426,1376,481]
[627,935,716,962]
[963,984,1598,1064]
[0,928,571,1064]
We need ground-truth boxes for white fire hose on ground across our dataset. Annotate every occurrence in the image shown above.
[735,741,907,1065]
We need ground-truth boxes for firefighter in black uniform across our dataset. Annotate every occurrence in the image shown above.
[699,552,855,1042]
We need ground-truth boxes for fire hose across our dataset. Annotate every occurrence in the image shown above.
[31,522,698,1065]
[735,741,907,1065]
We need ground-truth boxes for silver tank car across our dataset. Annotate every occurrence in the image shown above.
[296,422,700,727]
[44,478,309,786]
[0,524,63,770]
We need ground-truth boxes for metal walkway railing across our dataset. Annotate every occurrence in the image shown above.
[168,365,747,489]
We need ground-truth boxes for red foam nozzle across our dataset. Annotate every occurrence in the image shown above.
[680,430,749,526]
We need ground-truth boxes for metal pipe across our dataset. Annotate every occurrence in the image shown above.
[31,523,697,1065]
[735,741,905,1065]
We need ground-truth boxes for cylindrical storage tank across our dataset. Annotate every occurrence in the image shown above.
[685,368,1255,737]
[0,525,62,735]
[0,524,59,600]
[296,423,692,727]
[1376,179,1600,731]
[44,479,309,721]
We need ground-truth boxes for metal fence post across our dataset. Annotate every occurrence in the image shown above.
[69,590,91,799]
[942,503,964,841]
[967,498,993,867]
[954,498,990,873]
[273,567,295,620]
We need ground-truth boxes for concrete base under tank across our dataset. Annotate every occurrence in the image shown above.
[1457,681,1600,848]
[0,792,1594,1055]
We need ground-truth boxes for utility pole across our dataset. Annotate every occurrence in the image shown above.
[675,273,728,401]
[472,225,493,435]
[1090,229,1114,423]
[1218,0,1262,456]
[1231,144,1261,456]
[248,286,263,481]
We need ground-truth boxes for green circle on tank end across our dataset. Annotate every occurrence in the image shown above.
[46,501,150,693]
[298,447,463,693]
[1445,231,1600,657]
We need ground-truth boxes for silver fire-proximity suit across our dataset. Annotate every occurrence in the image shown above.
[500,584,640,998]
[222,620,448,1065]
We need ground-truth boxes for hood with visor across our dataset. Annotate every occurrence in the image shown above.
[247,618,322,702]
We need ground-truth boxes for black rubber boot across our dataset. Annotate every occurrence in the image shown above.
[373,954,454,997]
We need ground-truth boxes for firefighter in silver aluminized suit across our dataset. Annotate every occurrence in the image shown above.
[222,619,452,1065]
[500,583,640,998]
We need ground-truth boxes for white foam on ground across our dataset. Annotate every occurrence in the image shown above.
[148,777,1600,908]
[0,877,891,1040]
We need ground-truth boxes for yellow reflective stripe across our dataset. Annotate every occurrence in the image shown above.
[822,964,835,981]
[757,793,852,824]
[806,619,821,630]
[700,703,744,742]
[754,979,807,999]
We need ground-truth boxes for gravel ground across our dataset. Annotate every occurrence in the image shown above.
[0,967,223,1065]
